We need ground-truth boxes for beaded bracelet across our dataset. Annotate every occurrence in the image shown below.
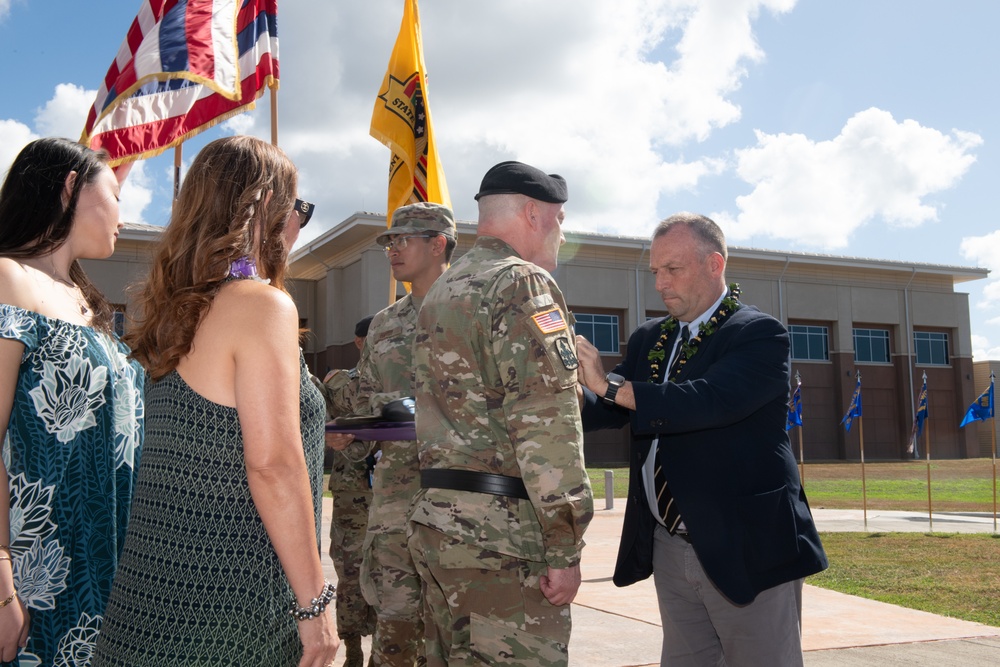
[288,581,336,621]
[0,592,16,609]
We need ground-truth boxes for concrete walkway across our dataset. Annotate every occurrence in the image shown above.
[321,499,1000,666]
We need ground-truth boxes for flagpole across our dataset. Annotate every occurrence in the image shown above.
[173,145,183,203]
[270,88,279,146]
[849,370,867,532]
[859,412,867,532]
[920,371,932,532]
[795,371,804,485]
[925,418,933,533]
[992,421,997,534]
[797,428,805,487]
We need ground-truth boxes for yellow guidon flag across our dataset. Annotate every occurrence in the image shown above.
[370,0,452,222]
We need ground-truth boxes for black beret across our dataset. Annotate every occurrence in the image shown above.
[355,315,374,338]
[474,161,568,203]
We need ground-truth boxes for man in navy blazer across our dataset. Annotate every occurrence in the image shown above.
[577,213,827,666]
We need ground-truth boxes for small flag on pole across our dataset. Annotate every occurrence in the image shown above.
[370,0,451,220]
[908,375,929,457]
[81,0,279,168]
[914,378,929,437]
[960,375,995,427]
[785,382,802,431]
[841,377,862,433]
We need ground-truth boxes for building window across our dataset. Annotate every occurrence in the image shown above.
[576,313,620,354]
[914,331,949,365]
[853,328,890,363]
[789,325,829,361]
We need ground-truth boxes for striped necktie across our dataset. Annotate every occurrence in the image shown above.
[655,325,688,533]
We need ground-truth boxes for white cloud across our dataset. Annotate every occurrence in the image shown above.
[34,83,95,139]
[118,161,154,226]
[961,230,1000,276]
[960,229,1000,344]
[719,108,982,249]
[0,0,14,22]
[0,119,37,178]
[971,334,1000,363]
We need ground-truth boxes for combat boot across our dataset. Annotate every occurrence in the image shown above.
[343,634,364,667]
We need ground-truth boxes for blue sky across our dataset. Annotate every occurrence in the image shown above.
[1,0,998,360]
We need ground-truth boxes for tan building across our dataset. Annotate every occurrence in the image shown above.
[89,216,990,465]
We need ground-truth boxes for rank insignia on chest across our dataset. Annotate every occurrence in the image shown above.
[531,308,567,334]
[555,336,579,370]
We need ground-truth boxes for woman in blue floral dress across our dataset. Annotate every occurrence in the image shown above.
[0,138,144,666]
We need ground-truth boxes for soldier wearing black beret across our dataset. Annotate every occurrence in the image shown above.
[408,161,592,666]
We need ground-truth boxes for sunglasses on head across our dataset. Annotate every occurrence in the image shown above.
[294,198,315,229]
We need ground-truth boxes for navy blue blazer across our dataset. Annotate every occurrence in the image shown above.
[582,305,828,605]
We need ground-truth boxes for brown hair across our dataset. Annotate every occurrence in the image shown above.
[0,138,117,332]
[126,136,297,379]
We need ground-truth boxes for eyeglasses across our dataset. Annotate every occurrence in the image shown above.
[380,234,436,256]
[294,198,315,229]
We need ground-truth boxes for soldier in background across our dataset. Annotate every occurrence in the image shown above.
[407,162,594,667]
[319,315,377,667]
[331,202,456,666]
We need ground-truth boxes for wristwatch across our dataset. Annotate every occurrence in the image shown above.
[603,372,625,405]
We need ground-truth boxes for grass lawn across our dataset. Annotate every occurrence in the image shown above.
[590,459,1000,512]
[810,532,1000,627]
[802,459,1000,512]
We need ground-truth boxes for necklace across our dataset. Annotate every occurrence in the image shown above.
[647,283,742,383]
[225,256,271,284]
[24,260,89,315]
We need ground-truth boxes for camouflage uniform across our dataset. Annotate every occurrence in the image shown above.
[316,370,377,645]
[338,294,426,667]
[407,235,594,667]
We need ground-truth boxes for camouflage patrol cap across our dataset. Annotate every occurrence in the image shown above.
[376,202,456,244]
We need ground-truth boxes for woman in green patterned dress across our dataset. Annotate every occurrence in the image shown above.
[0,137,145,666]
[93,136,338,667]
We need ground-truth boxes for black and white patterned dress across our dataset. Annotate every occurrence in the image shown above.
[92,354,325,666]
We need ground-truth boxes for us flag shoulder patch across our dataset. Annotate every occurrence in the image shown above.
[532,308,567,334]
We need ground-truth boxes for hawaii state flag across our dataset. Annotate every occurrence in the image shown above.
[81,0,278,167]
[370,0,451,219]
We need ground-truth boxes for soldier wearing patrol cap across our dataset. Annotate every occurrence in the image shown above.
[330,201,456,666]
[407,162,594,667]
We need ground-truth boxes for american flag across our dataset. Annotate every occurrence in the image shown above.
[532,309,567,334]
[81,0,278,167]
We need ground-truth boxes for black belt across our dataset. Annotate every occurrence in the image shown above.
[420,469,529,500]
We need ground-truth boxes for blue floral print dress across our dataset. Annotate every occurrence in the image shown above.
[0,304,144,667]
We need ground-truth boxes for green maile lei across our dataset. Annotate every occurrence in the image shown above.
[647,283,742,383]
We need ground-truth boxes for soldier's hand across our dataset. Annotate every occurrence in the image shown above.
[539,564,582,606]
[325,432,355,451]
